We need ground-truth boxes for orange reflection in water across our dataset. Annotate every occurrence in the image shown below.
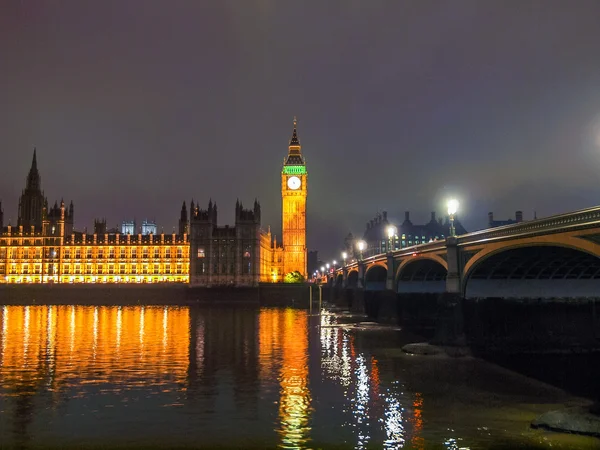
[0,305,189,393]
[410,392,425,450]
[259,308,311,449]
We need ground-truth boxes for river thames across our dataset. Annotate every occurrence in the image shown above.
[0,304,597,449]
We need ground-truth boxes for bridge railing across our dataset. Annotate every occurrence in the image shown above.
[457,205,600,245]
[340,239,447,270]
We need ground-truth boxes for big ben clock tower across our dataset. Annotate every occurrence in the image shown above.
[282,117,307,278]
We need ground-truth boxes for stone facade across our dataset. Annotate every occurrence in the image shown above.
[188,200,262,287]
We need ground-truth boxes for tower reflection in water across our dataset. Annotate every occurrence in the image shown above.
[259,308,311,449]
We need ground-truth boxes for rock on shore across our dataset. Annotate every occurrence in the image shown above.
[531,406,600,437]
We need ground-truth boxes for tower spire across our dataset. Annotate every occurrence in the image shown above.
[289,116,300,148]
[31,148,38,171]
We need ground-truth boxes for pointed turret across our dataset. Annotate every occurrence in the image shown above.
[284,116,305,165]
[26,148,41,191]
[253,198,261,222]
[17,149,45,231]
[289,116,300,148]
[179,201,188,235]
[180,201,187,221]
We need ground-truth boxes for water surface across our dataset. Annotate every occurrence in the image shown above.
[0,304,596,449]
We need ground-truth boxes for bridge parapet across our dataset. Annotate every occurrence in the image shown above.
[458,206,600,245]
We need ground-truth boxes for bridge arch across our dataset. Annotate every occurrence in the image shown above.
[395,255,448,293]
[364,264,387,291]
[335,273,344,286]
[365,262,387,276]
[347,269,359,288]
[463,237,600,298]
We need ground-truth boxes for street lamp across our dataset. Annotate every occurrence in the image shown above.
[447,199,459,237]
[341,251,347,266]
[356,240,366,260]
[386,225,397,252]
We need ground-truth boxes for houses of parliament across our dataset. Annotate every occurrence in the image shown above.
[0,121,308,286]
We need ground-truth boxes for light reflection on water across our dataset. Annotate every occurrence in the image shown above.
[0,305,596,449]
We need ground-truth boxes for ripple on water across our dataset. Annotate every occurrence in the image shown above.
[0,305,597,449]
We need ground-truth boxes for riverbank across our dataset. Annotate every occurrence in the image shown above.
[0,283,311,306]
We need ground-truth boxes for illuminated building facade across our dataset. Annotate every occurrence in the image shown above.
[121,220,135,235]
[0,151,189,284]
[141,220,157,235]
[280,118,308,278]
[0,226,189,284]
[2,119,308,285]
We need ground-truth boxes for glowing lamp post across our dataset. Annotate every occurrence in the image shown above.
[386,225,397,253]
[356,240,366,261]
[341,251,347,267]
[447,199,459,237]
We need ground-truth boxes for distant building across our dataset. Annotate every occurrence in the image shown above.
[121,220,136,235]
[94,219,107,235]
[141,220,157,235]
[361,210,467,257]
[488,211,523,228]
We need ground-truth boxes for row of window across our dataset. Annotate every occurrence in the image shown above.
[2,276,188,284]
[2,264,185,275]
[194,261,252,275]
[196,248,252,258]
[0,248,185,259]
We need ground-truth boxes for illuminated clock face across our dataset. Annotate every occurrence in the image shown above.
[287,176,301,190]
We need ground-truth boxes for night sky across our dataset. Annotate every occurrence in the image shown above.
[2,1,600,259]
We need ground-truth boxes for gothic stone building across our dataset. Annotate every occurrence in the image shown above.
[187,200,262,287]
[1,119,309,286]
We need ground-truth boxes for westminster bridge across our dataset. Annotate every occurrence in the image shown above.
[332,205,600,298]
[321,206,600,356]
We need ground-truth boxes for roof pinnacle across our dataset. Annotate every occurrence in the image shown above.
[289,116,300,147]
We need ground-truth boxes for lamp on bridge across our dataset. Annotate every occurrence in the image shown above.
[356,240,366,261]
[386,225,397,253]
[447,199,459,237]
[341,251,347,267]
